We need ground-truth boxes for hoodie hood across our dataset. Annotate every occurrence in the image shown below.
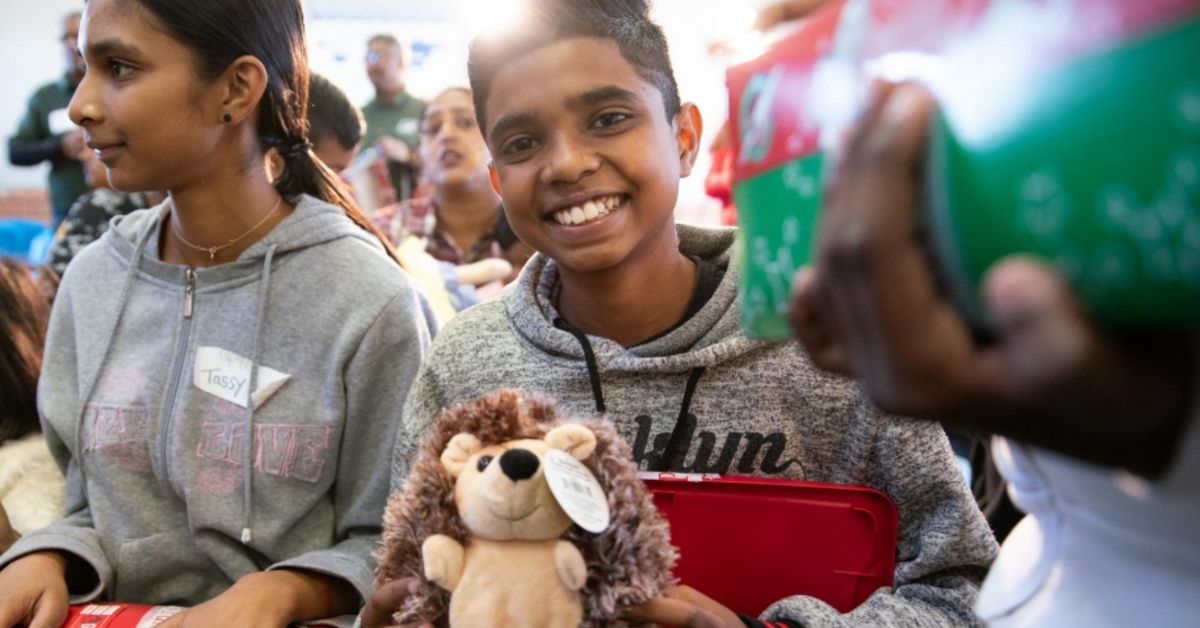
[503,223,767,374]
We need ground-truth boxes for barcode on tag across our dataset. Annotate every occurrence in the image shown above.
[564,477,592,497]
[543,448,611,533]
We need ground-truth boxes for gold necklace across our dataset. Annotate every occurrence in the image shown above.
[170,196,284,262]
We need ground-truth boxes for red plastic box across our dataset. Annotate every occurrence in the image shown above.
[60,604,182,628]
[645,474,898,616]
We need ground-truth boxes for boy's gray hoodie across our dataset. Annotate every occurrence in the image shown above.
[0,196,432,617]
[394,224,998,627]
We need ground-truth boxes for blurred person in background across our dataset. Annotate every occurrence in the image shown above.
[361,34,424,202]
[46,142,165,278]
[0,259,64,555]
[7,11,91,226]
[374,87,532,310]
[308,73,365,175]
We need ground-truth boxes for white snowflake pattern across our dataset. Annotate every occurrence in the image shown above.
[750,232,800,316]
[782,162,818,201]
[1018,169,1073,240]
[1092,146,1200,286]
[1100,184,1139,231]
[1176,82,1200,133]
[1089,243,1137,291]
[1169,146,1200,191]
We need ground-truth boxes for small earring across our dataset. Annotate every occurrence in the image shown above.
[222,113,232,123]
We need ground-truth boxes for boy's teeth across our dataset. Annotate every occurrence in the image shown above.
[552,195,620,225]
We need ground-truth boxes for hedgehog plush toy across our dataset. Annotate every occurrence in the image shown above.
[375,390,677,627]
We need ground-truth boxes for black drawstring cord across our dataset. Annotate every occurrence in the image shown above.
[554,316,706,473]
[554,317,606,413]
[660,367,705,472]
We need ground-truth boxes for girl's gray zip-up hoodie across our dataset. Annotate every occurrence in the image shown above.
[394,223,998,627]
[0,195,433,620]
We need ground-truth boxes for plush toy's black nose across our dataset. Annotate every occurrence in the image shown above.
[499,448,539,482]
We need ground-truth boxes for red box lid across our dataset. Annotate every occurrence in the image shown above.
[646,475,898,616]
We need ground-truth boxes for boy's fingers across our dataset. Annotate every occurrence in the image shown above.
[809,84,958,395]
[624,596,722,628]
[0,604,24,628]
[982,257,1093,390]
[361,578,418,628]
[789,267,853,374]
[27,598,67,628]
[834,83,935,238]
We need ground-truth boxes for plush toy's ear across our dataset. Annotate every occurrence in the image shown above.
[545,424,597,461]
[442,433,482,477]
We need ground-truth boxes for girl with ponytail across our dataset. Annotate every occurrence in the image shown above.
[0,0,432,626]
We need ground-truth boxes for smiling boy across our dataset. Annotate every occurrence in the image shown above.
[388,0,996,625]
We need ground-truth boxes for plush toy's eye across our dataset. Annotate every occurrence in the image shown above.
[477,455,494,472]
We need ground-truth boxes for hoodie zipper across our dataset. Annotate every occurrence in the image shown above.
[156,268,196,491]
[184,267,195,318]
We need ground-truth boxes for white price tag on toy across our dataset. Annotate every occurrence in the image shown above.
[543,449,610,533]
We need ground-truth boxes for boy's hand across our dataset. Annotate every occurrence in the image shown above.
[158,569,355,628]
[360,577,433,628]
[789,82,1198,476]
[624,585,743,627]
[0,551,71,628]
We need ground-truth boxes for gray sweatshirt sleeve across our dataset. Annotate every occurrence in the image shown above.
[0,466,111,602]
[389,358,446,492]
[762,412,998,627]
[0,284,111,601]
[268,288,431,606]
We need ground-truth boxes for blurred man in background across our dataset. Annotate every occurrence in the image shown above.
[7,11,90,226]
[361,34,424,202]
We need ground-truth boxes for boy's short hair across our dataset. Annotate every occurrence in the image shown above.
[308,73,364,150]
[467,0,680,131]
[368,33,403,50]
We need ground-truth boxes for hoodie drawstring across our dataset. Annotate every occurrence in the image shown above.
[553,317,705,472]
[240,244,278,545]
[74,222,157,491]
[554,317,606,413]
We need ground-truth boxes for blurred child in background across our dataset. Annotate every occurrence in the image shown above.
[0,259,64,555]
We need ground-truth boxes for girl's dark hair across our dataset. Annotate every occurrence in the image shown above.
[131,0,400,263]
[0,260,56,444]
[308,73,364,152]
[467,0,680,132]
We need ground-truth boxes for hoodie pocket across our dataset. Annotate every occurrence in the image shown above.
[114,529,223,604]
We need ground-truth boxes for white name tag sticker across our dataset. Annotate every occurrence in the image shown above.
[194,346,290,409]
[543,449,610,533]
[48,108,75,136]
